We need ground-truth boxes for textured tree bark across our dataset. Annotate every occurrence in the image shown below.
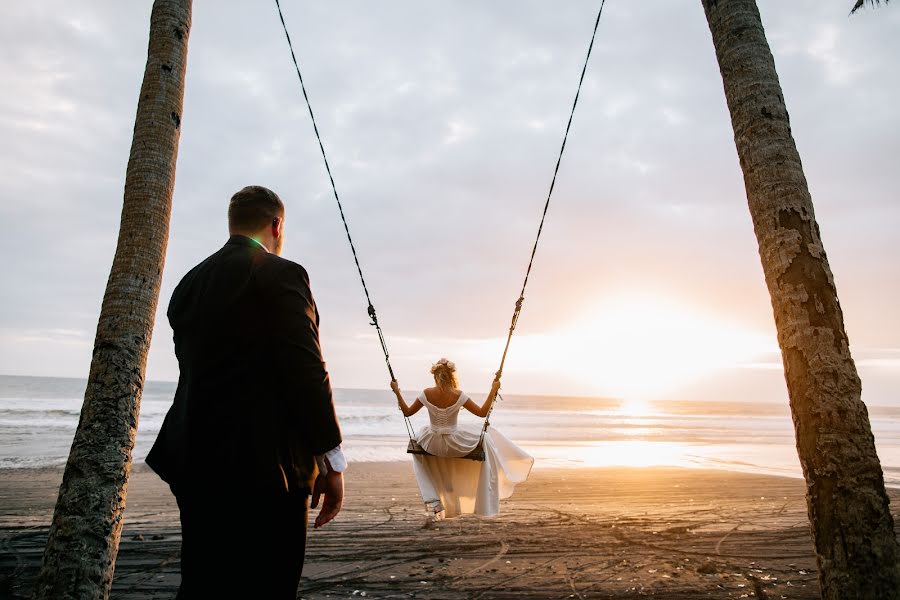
[31,2,192,598]
[701,1,900,598]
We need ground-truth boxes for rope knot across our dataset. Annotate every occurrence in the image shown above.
[367,303,378,326]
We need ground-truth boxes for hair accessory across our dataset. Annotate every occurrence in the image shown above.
[432,358,456,371]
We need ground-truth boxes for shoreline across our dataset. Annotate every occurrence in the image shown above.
[4,458,899,491]
[4,463,899,598]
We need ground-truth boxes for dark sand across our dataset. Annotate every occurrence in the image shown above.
[2,463,899,599]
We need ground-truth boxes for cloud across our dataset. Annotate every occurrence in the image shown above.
[806,24,864,85]
[17,329,90,345]
[0,0,898,404]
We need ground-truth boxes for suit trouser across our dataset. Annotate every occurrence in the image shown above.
[173,485,309,600]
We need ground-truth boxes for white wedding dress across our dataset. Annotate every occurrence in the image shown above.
[411,390,533,518]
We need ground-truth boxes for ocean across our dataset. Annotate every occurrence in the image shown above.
[1,374,899,486]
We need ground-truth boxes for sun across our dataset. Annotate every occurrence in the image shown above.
[618,397,652,417]
[507,291,774,400]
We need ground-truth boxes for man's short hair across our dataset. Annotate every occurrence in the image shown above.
[228,186,285,232]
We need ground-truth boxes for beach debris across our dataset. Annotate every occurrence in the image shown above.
[697,561,718,574]
[131,534,144,541]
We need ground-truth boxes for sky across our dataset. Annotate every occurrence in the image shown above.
[0,1,897,406]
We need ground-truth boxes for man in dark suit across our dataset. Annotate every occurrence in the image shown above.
[146,185,345,599]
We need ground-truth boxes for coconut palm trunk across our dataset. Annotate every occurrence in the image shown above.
[31,1,192,598]
[700,1,900,598]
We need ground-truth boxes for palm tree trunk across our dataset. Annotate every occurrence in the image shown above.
[701,1,900,598]
[31,1,191,598]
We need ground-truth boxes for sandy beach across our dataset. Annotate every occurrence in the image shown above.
[4,463,897,599]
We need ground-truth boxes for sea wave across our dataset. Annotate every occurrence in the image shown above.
[2,375,899,483]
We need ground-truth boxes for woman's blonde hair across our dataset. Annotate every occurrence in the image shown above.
[430,358,459,392]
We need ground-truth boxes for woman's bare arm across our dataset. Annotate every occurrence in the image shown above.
[391,380,423,417]
[463,379,501,418]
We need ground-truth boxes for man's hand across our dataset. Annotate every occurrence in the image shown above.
[390,380,400,394]
[490,378,501,395]
[310,470,343,529]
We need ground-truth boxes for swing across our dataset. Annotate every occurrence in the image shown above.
[407,438,486,462]
[274,0,606,462]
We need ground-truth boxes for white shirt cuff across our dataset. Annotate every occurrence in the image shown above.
[315,445,347,474]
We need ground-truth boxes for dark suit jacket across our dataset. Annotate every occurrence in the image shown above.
[146,235,342,495]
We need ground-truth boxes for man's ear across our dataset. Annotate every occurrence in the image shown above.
[272,216,283,238]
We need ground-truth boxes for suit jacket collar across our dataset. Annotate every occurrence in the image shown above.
[226,234,268,252]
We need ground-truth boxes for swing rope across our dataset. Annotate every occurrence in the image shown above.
[274,0,416,441]
[477,0,606,445]
[274,0,607,448]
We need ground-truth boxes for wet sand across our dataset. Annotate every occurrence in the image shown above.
[2,463,899,598]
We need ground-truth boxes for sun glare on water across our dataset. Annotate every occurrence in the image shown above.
[581,441,694,468]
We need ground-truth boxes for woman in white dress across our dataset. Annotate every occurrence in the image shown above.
[390,358,534,519]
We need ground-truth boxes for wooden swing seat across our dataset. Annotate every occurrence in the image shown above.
[406,438,485,462]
